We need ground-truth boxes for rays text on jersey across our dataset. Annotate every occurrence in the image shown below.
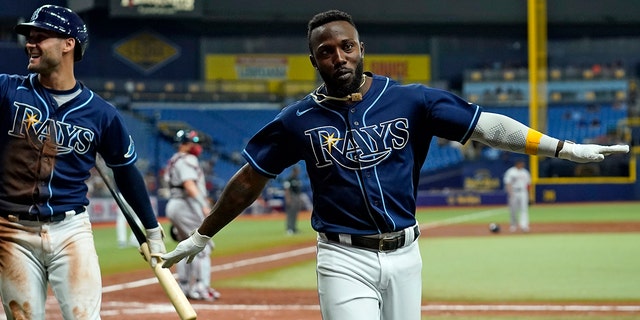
[305,118,409,170]
[8,102,94,154]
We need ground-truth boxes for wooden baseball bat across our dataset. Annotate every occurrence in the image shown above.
[94,158,197,320]
[140,243,198,320]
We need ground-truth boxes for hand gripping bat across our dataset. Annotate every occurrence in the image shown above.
[95,156,197,320]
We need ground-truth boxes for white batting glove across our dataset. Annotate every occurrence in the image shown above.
[145,226,167,268]
[161,230,210,268]
[558,141,629,163]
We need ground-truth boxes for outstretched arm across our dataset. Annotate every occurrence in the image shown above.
[470,112,629,162]
[198,163,270,236]
[162,163,270,267]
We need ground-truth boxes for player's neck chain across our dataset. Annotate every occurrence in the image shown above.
[312,74,367,104]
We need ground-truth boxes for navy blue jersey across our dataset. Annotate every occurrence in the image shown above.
[243,73,482,234]
[0,73,137,216]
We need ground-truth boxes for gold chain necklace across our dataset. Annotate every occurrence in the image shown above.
[312,74,367,103]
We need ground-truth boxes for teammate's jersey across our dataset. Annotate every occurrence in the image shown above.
[0,73,137,216]
[164,152,207,198]
[503,167,531,191]
[243,73,482,234]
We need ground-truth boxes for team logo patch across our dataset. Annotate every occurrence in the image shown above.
[305,118,409,170]
[9,102,94,154]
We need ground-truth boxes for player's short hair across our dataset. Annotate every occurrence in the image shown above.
[307,10,356,54]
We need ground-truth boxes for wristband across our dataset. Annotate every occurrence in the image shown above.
[146,225,164,240]
[191,230,211,248]
[525,129,543,155]
[554,140,564,158]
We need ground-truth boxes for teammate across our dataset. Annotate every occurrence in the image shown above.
[504,158,532,232]
[283,164,304,234]
[164,129,220,301]
[162,9,629,320]
[0,5,166,319]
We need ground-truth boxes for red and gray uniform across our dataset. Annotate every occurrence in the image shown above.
[243,73,482,319]
[164,151,214,298]
[164,152,209,239]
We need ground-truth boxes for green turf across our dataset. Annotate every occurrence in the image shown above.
[421,316,639,320]
[421,233,640,302]
[95,202,640,276]
[94,214,319,275]
[211,215,316,257]
[93,203,640,320]
[212,232,640,303]
[417,202,640,224]
[215,259,317,289]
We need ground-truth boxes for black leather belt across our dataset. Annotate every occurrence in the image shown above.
[322,225,421,252]
[0,206,86,223]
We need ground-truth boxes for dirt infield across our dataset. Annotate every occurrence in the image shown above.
[39,221,640,319]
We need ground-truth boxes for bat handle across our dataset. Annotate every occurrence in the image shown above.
[140,243,198,320]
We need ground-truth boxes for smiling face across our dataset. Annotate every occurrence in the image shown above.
[309,20,365,97]
[24,28,74,75]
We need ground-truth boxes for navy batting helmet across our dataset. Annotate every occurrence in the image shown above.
[175,130,200,144]
[15,5,89,61]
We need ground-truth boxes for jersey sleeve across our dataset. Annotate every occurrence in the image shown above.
[242,108,301,178]
[420,86,482,144]
[174,155,199,182]
[97,105,137,167]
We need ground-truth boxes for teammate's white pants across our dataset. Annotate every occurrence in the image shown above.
[0,213,101,320]
[316,239,422,320]
[508,191,529,230]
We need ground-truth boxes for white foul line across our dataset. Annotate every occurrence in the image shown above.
[102,246,317,293]
[104,207,505,292]
[210,246,317,272]
[421,304,640,312]
[103,208,504,293]
[420,207,506,229]
[98,208,639,316]
[96,301,640,315]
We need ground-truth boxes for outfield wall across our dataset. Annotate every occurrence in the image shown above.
[417,152,639,206]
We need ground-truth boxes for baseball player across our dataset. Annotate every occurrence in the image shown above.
[0,5,166,319]
[164,130,220,301]
[504,159,532,232]
[162,10,629,320]
[283,164,304,234]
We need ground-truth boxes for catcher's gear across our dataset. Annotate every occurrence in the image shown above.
[15,4,89,61]
[175,130,203,156]
[162,230,210,268]
[558,141,629,163]
[175,129,200,144]
[144,226,167,268]
[170,224,179,242]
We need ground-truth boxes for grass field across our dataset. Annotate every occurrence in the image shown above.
[93,202,640,319]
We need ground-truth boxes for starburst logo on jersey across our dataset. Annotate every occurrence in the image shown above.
[321,132,342,154]
[9,102,94,154]
[25,113,40,129]
[305,118,409,170]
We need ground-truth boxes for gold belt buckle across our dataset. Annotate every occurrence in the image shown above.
[379,235,400,252]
